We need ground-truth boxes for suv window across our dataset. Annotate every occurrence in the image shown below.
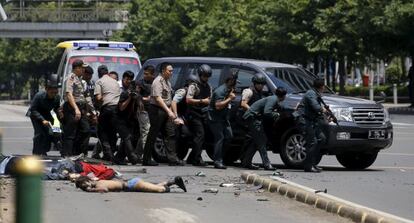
[187,63,224,89]
[267,67,314,93]
[229,66,256,92]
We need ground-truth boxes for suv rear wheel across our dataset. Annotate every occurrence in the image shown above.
[280,131,322,168]
[336,152,378,169]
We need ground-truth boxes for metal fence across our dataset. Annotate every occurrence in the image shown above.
[6,8,128,22]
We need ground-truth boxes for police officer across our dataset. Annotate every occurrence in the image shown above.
[62,59,91,157]
[241,74,267,111]
[185,64,212,166]
[27,74,62,156]
[136,65,155,159]
[143,62,183,166]
[94,65,120,162]
[114,71,140,165]
[242,88,287,170]
[208,69,238,169]
[297,78,327,172]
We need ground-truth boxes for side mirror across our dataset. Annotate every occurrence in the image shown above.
[376,91,387,104]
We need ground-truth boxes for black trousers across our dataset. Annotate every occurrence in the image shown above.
[241,117,271,166]
[303,120,326,170]
[62,103,90,157]
[143,105,179,163]
[31,117,52,155]
[97,105,118,159]
[115,117,138,161]
[187,115,207,163]
[208,120,233,164]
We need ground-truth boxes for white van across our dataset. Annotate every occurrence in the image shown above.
[56,40,142,95]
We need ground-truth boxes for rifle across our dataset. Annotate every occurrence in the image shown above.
[314,90,339,126]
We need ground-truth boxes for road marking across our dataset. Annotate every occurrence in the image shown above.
[146,208,199,223]
[392,122,414,126]
[380,152,414,156]
[0,126,31,129]
[321,164,414,170]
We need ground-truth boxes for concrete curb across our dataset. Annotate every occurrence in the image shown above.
[387,107,414,115]
[241,172,414,223]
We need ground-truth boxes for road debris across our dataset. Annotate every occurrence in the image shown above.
[197,197,203,201]
[256,189,265,193]
[257,198,269,202]
[219,183,234,187]
[202,188,218,194]
[315,189,327,194]
[234,191,240,197]
[195,171,206,177]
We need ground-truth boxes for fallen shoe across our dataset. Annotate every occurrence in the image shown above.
[174,176,187,192]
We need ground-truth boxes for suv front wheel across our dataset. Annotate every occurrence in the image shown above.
[280,131,322,168]
[336,152,378,169]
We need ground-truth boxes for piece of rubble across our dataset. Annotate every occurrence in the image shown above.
[219,183,234,187]
[197,197,203,201]
[195,171,206,177]
[202,188,218,194]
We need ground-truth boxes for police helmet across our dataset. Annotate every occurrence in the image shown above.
[252,74,266,85]
[197,64,212,77]
[185,74,199,86]
[46,74,62,88]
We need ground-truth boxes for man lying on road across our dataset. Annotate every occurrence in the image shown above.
[75,175,187,193]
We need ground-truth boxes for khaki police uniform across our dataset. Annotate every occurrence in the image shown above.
[62,73,90,156]
[143,75,180,165]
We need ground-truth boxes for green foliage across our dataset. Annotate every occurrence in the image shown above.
[344,85,408,97]
[385,59,403,84]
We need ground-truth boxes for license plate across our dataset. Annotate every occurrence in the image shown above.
[368,130,385,139]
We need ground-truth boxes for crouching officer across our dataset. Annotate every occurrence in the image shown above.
[296,78,327,172]
[240,74,267,111]
[27,74,62,156]
[185,64,212,166]
[242,88,287,170]
[62,59,91,157]
[208,69,238,169]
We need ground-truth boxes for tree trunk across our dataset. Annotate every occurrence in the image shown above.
[338,56,346,95]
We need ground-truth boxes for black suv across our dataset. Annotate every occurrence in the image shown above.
[136,57,393,169]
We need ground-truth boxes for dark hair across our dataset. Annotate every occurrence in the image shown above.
[123,70,134,80]
[97,65,108,78]
[75,176,92,191]
[109,71,119,79]
[275,87,287,98]
[225,68,239,83]
[144,65,155,75]
[84,66,94,75]
[159,62,172,73]
[313,78,325,89]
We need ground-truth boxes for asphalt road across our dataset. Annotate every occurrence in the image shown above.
[0,104,349,223]
[1,104,414,221]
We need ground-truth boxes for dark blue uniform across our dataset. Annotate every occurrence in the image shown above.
[297,89,326,170]
[27,91,60,155]
[242,95,280,167]
[208,84,233,166]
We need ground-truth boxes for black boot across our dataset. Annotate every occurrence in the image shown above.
[124,137,139,165]
[167,176,187,192]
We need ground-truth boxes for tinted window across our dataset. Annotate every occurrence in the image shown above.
[266,67,314,93]
[230,66,256,89]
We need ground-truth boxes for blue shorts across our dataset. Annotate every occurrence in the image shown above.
[126,177,141,191]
